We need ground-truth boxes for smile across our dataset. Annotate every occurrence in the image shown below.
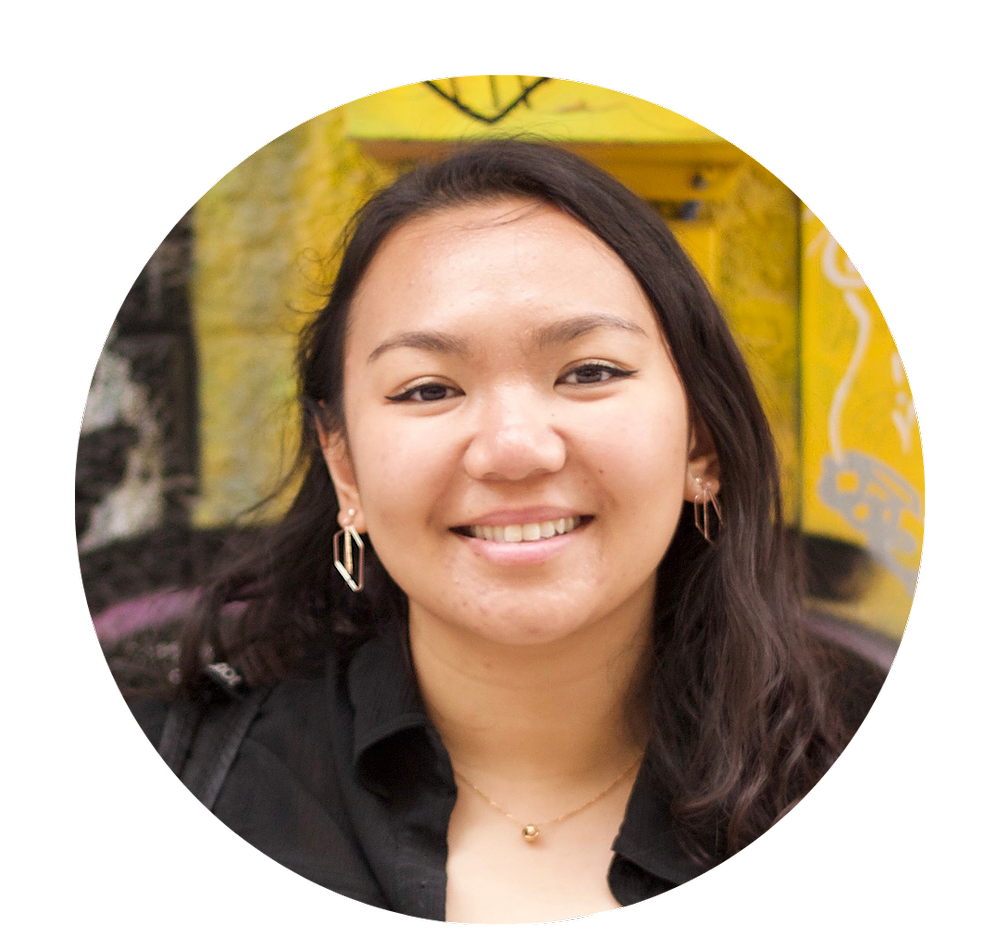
[461,516,584,543]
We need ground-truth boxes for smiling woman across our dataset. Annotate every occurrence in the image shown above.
[320,200,702,659]
[130,140,884,924]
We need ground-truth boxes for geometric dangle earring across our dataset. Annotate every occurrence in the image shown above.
[333,508,365,592]
[692,477,723,543]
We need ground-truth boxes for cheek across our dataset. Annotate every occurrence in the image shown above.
[592,398,690,541]
[350,421,457,531]
[588,391,689,481]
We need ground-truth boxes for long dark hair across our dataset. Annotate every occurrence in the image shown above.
[180,138,850,863]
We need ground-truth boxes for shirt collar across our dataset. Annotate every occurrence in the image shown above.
[613,762,713,887]
[342,627,706,888]
[345,629,439,797]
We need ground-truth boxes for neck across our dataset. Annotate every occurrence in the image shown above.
[409,594,653,787]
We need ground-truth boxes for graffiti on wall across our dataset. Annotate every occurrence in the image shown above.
[802,212,924,605]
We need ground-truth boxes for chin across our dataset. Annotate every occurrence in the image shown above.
[461,607,598,648]
[483,625,575,647]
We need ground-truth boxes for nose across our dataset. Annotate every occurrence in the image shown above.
[462,386,567,482]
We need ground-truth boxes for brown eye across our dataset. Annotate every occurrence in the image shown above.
[559,363,636,386]
[387,383,460,403]
[413,384,451,401]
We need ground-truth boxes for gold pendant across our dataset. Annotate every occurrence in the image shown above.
[522,824,539,842]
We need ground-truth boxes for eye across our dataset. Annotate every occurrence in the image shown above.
[386,382,462,403]
[558,362,637,386]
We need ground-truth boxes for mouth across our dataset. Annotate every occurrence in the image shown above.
[454,516,589,544]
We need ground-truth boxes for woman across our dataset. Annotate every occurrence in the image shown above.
[134,139,883,923]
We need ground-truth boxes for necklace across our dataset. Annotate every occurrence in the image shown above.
[453,758,642,843]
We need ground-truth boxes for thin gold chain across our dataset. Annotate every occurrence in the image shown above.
[453,757,642,835]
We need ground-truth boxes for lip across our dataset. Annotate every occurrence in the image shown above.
[456,523,587,566]
[450,509,592,567]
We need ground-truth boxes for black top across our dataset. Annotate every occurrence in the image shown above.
[131,628,883,920]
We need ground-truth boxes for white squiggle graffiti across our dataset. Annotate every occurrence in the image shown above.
[819,231,867,290]
[827,289,871,464]
[809,228,922,595]
[890,352,917,454]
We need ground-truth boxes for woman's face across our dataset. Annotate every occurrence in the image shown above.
[321,199,716,648]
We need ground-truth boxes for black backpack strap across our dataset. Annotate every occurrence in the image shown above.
[157,662,269,810]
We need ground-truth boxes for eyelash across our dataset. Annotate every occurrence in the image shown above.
[386,383,458,403]
[558,362,637,385]
[386,362,637,403]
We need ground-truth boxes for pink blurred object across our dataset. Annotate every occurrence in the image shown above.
[93,588,201,643]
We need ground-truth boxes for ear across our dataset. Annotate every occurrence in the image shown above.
[683,412,721,503]
[315,417,367,533]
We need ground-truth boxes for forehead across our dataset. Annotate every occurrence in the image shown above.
[348,199,658,337]
[370,198,624,272]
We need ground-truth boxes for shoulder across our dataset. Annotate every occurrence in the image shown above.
[124,657,356,822]
[124,657,390,908]
[122,668,243,740]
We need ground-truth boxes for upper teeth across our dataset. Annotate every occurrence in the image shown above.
[470,517,581,543]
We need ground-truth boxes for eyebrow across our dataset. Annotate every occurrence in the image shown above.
[367,330,471,363]
[366,313,647,364]
[530,313,648,347]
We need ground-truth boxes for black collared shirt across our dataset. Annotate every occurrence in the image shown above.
[132,629,712,918]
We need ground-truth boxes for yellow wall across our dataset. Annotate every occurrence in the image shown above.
[187,77,921,638]
[800,211,923,636]
[190,110,392,526]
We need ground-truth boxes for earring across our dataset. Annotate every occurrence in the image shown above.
[333,508,365,592]
[693,477,723,543]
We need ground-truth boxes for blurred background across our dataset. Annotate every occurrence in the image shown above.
[77,76,922,690]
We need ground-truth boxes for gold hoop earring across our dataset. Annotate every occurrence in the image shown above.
[333,508,365,592]
[693,477,722,543]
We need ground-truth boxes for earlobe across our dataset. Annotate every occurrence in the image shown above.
[315,418,367,534]
[684,467,718,504]
[683,414,720,503]
[690,474,723,542]
[684,414,723,541]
